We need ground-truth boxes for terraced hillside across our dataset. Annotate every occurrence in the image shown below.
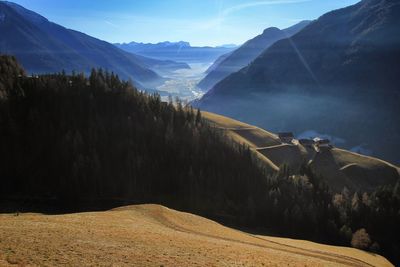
[0,204,393,266]
[202,112,400,192]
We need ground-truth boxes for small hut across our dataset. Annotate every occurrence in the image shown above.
[317,139,330,147]
[278,132,294,144]
[313,137,331,150]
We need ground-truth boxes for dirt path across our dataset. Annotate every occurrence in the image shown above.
[214,126,258,130]
[149,206,379,267]
[256,143,292,150]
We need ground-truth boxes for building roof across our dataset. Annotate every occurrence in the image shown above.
[278,132,294,138]
[315,139,330,145]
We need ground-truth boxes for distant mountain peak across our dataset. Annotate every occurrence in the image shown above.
[158,41,191,47]
[0,1,171,89]
[116,41,238,50]
[262,27,281,34]
[115,41,235,63]
[196,0,400,164]
[1,1,48,24]
[176,41,191,47]
[197,20,310,91]
[116,41,192,48]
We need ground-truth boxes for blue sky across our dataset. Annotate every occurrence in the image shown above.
[9,0,359,46]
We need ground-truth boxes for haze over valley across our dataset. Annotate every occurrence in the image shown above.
[154,62,209,101]
[1,0,399,266]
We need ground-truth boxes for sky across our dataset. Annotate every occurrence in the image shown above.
[8,0,360,46]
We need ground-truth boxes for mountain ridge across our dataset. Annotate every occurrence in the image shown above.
[197,20,311,91]
[0,1,189,88]
[115,40,236,63]
[196,0,400,164]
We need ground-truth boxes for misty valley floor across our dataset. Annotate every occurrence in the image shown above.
[0,205,392,267]
[156,62,209,101]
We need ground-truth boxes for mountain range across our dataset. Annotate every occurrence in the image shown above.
[1,1,400,264]
[197,20,311,91]
[196,0,400,164]
[0,1,189,89]
[114,41,237,64]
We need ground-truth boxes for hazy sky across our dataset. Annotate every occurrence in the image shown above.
[9,0,359,46]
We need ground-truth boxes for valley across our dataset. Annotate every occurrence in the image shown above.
[1,0,400,266]
[156,62,209,101]
[195,0,400,165]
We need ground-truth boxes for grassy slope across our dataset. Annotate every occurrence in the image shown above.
[202,111,400,192]
[0,204,393,267]
[202,111,280,172]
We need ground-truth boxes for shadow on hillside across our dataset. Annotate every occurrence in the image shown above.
[0,198,153,215]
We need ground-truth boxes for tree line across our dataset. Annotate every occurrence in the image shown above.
[0,55,399,265]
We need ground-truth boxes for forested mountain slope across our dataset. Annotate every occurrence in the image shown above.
[0,1,188,88]
[0,55,399,264]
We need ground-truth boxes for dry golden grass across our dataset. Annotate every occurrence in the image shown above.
[310,149,352,191]
[202,111,281,172]
[202,111,255,129]
[0,204,393,266]
[311,148,399,192]
[257,144,306,172]
[332,148,399,171]
[230,128,280,148]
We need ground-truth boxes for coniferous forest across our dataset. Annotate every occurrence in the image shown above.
[0,55,399,265]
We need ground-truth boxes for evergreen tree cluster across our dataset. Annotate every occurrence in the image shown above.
[0,55,399,265]
[0,56,269,218]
